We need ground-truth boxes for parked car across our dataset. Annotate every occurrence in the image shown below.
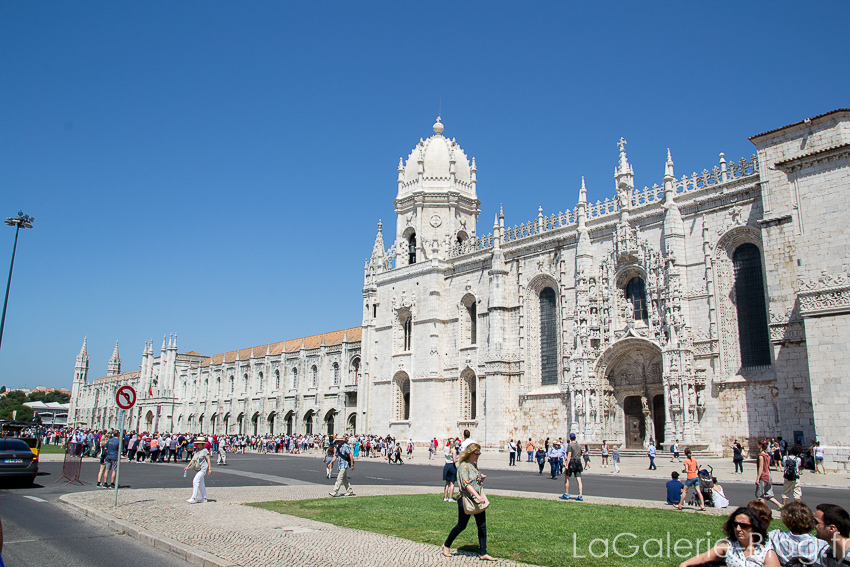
[0,438,39,486]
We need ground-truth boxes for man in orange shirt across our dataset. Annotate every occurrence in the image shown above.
[525,439,535,462]
[677,448,705,511]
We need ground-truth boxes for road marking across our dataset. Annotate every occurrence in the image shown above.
[22,495,47,502]
[365,476,392,480]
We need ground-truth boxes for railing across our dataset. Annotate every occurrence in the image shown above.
[439,153,760,261]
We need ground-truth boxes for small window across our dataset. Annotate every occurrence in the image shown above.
[258,372,264,392]
[403,316,412,351]
[275,369,280,390]
[333,363,340,385]
[292,367,298,389]
[229,376,234,393]
[311,365,318,387]
[625,277,649,322]
[373,304,378,318]
[243,374,248,392]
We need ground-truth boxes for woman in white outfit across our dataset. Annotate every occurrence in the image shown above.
[184,441,212,503]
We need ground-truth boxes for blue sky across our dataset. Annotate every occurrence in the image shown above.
[1,2,847,390]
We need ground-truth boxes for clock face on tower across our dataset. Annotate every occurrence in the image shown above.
[430,214,442,228]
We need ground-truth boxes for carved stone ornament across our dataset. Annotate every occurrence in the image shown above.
[798,269,850,316]
[430,214,442,228]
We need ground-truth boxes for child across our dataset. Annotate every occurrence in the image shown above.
[325,445,335,478]
[712,476,729,508]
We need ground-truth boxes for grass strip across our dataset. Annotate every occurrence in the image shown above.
[250,494,765,566]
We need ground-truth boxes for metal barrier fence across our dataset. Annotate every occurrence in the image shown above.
[55,441,85,485]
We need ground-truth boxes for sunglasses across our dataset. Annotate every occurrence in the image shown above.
[474,451,481,455]
[733,522,754,530]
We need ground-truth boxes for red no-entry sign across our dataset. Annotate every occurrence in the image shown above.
[116,385,136,410]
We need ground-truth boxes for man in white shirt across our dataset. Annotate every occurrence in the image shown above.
[815,503,850,567]
[459,429,476,452]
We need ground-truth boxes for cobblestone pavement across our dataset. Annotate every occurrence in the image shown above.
[61,482,732,567]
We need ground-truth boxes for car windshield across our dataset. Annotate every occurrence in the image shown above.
[0,439,34,451]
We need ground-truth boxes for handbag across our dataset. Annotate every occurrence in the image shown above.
[461,488,489,515]
[459,464,489,515]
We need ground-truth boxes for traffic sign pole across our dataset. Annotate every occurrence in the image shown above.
[113,386,136,507]
[114,411,123,507]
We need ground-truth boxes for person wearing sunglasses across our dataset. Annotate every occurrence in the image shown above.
[442,443,495,561]
[679,506,779,567]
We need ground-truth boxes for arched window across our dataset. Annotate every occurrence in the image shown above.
[461,295,477,345]
[408,233,416,264]
[625,277,649,322]
[733,243,771,367]
[203,378,208,397]
[333,362,340,385]
[216,377,221,395]
[539,287,558,386]
[243,373,248,392]
[291,367,298,389]
[394,374,411,420]
[401,314,412,351]
[275,369,280,390]
[258,372,264,392]
[311,365,318,388]
[229,376,234,394]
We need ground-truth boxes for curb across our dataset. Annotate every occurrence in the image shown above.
[59,493,239,567]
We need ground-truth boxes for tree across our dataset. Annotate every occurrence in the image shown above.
[0,386,6,393]
[0,404,34,421]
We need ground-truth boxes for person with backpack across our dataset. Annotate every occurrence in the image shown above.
[183,440,212,504]
[782,446,804,507]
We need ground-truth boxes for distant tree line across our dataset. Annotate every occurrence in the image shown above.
[0,389,71,422]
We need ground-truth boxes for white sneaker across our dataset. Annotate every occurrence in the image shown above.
[186,499,197,503]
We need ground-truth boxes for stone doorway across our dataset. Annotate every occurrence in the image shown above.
[623,396,645,448]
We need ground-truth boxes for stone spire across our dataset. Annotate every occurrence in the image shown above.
[614,137,635,221]
[107,341,121,376]
[663,149,685,242]
[576,177,592,269]
[76,336,88,366]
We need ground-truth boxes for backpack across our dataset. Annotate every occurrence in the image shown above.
[784,457,800,481]
[189,454,203,471]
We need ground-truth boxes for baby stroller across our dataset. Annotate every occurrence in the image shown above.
[688,464,714,508]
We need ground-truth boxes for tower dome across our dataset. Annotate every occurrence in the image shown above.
[397,117,476,200]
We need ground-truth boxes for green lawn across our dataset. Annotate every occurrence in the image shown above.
[250,495,771,567]
[37,444,67,454]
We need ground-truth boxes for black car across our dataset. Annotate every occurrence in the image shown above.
[0,438,38,486]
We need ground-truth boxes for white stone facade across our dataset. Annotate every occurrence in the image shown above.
[69,329,362,437]
[70,110,850,467]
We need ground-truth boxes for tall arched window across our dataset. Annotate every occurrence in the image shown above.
[625,277,649,321]
[733,243,771,367]
[311,365,318,387]
[333,362,340,385]
[216,377,221,395]
[539,287,558,386]
[243,373,248,392]
[275,369,280,390]
[258,372,264,392]
[291,367,298,389]
[229,376,234,393]
[203,378,208,397]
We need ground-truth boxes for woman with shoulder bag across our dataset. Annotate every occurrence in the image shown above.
[441,443,496,561]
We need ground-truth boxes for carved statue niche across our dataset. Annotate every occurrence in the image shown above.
[641,396,650,416]
[696,386,705,410]
[688,385,697,409]
[575,391,584,415]
[670,385,680,408]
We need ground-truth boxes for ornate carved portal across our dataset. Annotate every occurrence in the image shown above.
[599,339,664,449]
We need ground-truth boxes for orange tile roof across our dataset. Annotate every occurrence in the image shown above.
[181,351,206,357]
[92,370,141,385]
[198,327,361,367]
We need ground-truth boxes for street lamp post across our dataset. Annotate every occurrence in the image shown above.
[0,211,35,352]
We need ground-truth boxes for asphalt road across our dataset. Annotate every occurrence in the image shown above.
[1,452,848,566]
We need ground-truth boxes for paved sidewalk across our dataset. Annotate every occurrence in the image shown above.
[61,482,729,567]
